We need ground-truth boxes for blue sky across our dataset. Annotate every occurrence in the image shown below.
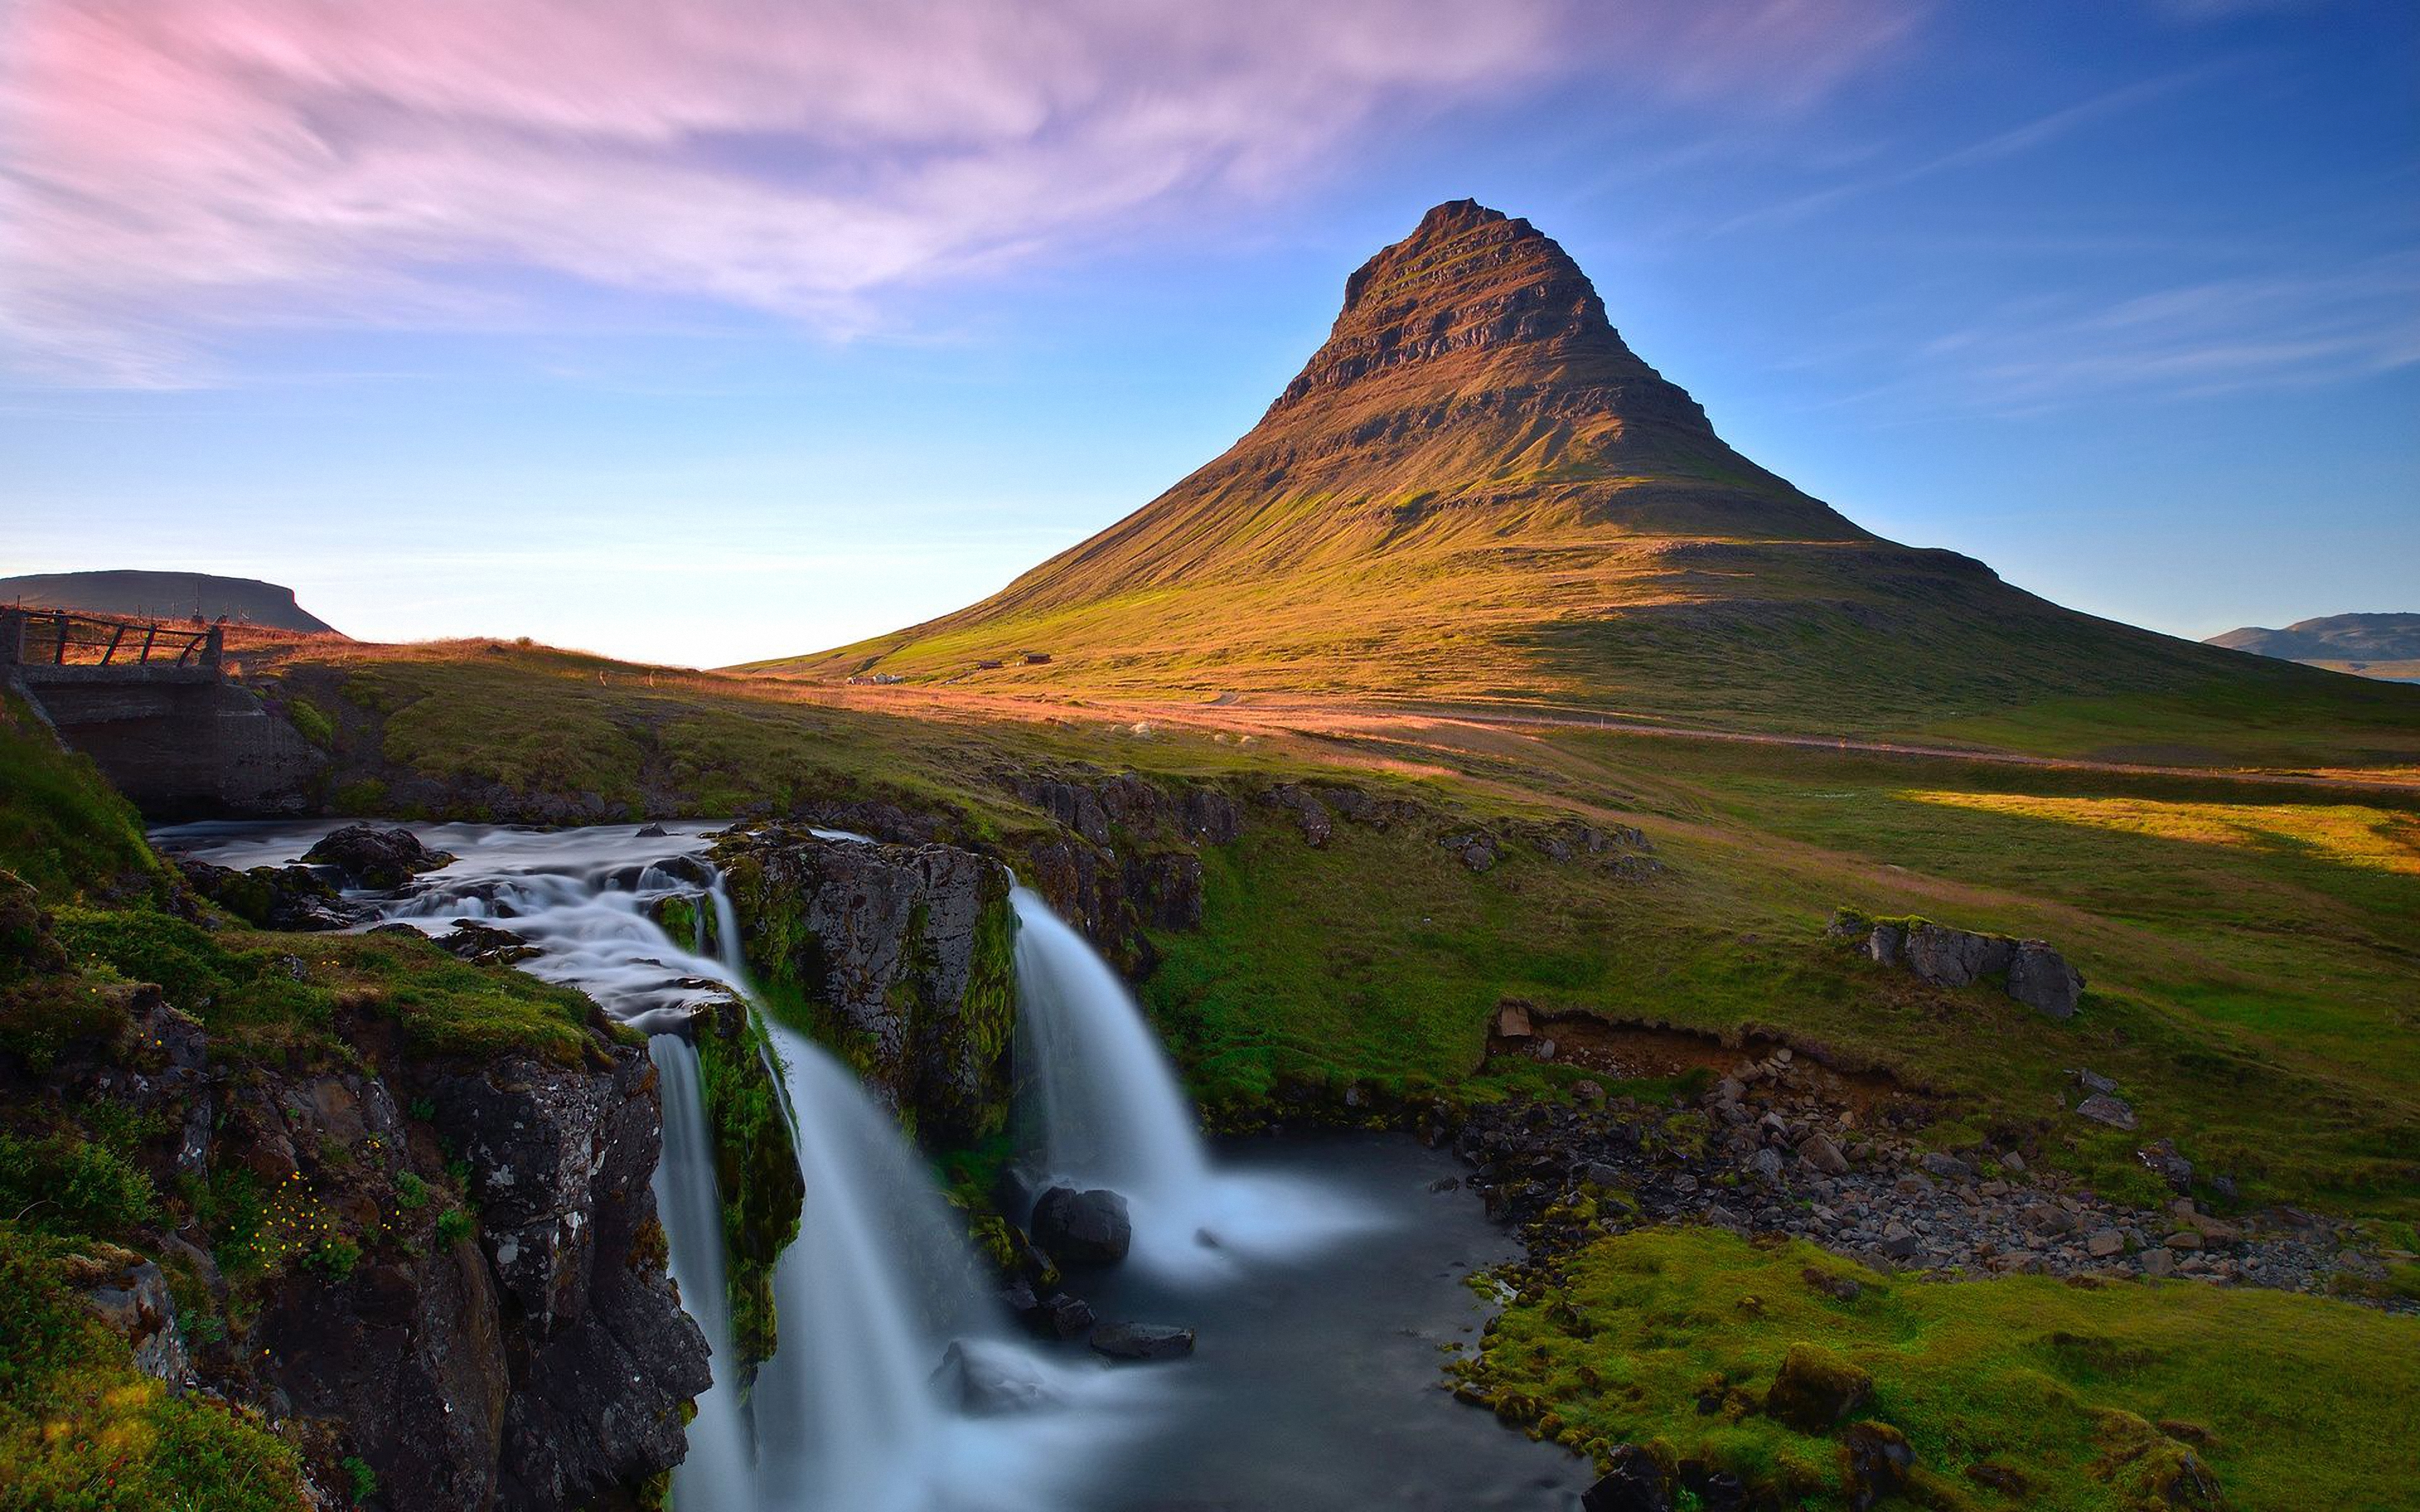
[3,0,2413,667]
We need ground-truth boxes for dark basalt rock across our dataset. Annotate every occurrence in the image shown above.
[173,855,367,931]
[1089,1321,1196,1361]
[1831,908,2085,1019]
[1841,1421,1914,1511]
[432,918,541,967]
[302,823,455,890]
[1031,1184,1132,1268]
[2007,939,2084,1019]
[1583,1444,1672,1511]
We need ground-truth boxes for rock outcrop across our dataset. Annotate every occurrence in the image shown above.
[716,826,1018,1142]
[1829,910,2083,1019]
[1,888,709,1511]
[302,822,455,890]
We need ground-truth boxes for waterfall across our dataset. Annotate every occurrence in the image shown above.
[1011,887,1213,1207]
[648,1033,754,1508]
[149,820,1139,1512]
[1010,887,1376,1274]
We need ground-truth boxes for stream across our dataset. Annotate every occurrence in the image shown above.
[153,819,1589,1511]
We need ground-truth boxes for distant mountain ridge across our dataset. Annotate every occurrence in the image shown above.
[756,201,2414,741]
[2209,614,2420,662]
[2209,614,2420,683]
[0,570,341,636]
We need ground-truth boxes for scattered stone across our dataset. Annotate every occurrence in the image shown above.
[1582,1444,1671,1512]
[1802,1268,1861,1303]
[1799,1134,1850,1176]
[2074,1068,2119,1096]
[1919,1152,1973,1183]
[1494,1000,1535,1040]
[635,822,669,838]
[2074,1093,2136,1130]
[1037,1293,1095,1340]
[2007,940,2084,1019]
[2138,1139,2194,1193]
[83,1259,190,1385]
[1089,1322,1196,1361]
[434,919,541,967]
[2086,1229,2126,1258]
[1030,1186,1132,1267]
[1841,1421,1914,1511]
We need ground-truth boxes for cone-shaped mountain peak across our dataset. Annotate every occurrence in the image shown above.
[759,202,2256,729]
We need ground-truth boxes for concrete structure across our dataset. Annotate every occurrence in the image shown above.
[5,607,326,816]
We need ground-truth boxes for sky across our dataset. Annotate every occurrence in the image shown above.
[2,0,2414,668]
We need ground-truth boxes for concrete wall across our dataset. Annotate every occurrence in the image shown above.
[16,675,328,818]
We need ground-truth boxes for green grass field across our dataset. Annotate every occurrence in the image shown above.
[1466,1226,2420,1511]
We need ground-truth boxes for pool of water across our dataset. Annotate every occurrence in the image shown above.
[1048,1130,1590,1512]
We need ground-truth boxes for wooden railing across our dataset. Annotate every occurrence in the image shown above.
[1,607,221,672]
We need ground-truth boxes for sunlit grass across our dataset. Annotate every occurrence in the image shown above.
[1903,791,2420,876]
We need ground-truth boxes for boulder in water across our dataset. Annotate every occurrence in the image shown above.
[302,823,454,889]
[931,1340,1058,1416]
[1039,1292,1096,1339]
[1031,1184,1132,1266]
[435,919,542,968]
[1090,1321,1196,1361]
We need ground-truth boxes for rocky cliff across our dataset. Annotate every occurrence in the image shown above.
[0,865,709,1511]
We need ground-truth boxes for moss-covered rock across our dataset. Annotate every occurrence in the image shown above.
[689,992,802,1379]
[1765,1341,1873,1433]
[715,827,1018,1143]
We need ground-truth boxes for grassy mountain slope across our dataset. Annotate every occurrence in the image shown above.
[215,636,2420,1217]
[750,202,2417,755]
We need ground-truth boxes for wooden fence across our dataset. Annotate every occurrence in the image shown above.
[1,606,222,672]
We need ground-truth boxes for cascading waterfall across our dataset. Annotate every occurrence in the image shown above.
[154,820,1132,1512]
[1010,887,1375,1274]
[648,1031,753,1509]
[1011,888,1213,1205]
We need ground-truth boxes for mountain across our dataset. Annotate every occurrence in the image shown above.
[756,202,2406,740]
[0,570,342,636]
[2208,614,2420,682]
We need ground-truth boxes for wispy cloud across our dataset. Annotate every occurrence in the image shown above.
[1801,252,2420,418]
[0,0,1922,384]
[1713,63,2232,236]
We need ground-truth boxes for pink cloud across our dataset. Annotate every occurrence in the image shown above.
[0,0,1922,382]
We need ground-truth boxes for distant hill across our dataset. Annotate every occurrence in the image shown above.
[752,200,2415,747]
[0,570,342,636]
[2208,614,2420,681]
